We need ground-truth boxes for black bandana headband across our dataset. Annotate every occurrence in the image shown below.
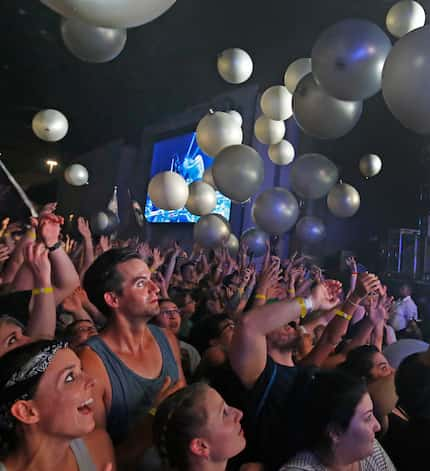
[0,340,68,430]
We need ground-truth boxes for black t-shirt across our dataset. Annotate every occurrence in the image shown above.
[243,356,316,471]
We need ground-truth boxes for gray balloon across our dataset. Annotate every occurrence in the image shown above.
[293,74,363,140]
[382,26,430,134]
[241,227,269,257]
[290,153,339,200]
[252,187,299,235]
[32,109,69,142]
[312,19,391,100]
[64,164,89,186]
[327,183,361,218]
[61,17,127,63]
[90,210,119,235]
[359,154,382,178]
[226,233,239,256]
[185,181,217,216]
[212,144,264,203]
[202,167,218,190]
[296,216,326,243]
[193,214,230,249]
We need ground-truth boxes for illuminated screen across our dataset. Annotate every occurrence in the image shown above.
[145,131,231,223]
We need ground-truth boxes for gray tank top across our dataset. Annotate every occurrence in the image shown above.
[0,438,96,471]
[86,325,179,444]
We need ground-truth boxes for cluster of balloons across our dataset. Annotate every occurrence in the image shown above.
[42,0,176,63]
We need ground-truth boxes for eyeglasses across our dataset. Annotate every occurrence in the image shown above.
[160,309,180,317]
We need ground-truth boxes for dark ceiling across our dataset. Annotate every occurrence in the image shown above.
[1,0,430,226]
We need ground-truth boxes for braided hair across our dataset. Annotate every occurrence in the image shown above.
[153,383,209,471]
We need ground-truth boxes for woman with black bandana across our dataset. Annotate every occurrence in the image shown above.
[0,340,115,471]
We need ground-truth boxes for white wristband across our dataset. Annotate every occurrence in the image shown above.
[304,296,314,314]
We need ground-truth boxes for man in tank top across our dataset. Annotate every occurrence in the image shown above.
[79,248,185,466]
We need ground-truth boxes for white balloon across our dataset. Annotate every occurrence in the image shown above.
[64,164,89,186]
[148,171,189,210]
[260,85,293,121]
[327,183,361,218]
[32,109,69,142]
[359,154,383,178]
[41,0,176,29]
[254,116,285,144]
[386,1,426,38]
[196,111,243,157]
[217,48,253,84]
[284,58,312,94]
[194,214,231,249]
[185,181,217,216]
[227,110,243,127]
[61,17,126,63]
[202,167,218,190]
[268,140,295,166]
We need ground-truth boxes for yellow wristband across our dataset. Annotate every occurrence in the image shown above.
[148,407,157,417]
[27,230,36,240]
[288,289,295,294]
[335,309,352,321]
[296,297,308,319]
[238,287,245,295]
[32,287,54,295]
[4,232,10,238]
[150,267,156,273]
[255,293,267,300]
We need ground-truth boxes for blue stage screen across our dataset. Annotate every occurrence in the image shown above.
[145,131,231,223]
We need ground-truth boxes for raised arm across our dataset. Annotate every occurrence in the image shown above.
[77,217,95,279]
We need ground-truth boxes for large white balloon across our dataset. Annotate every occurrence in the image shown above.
[359,154,382,178]
[386,1,426,38]
[217,48,253,84]
[196,111,243,157]
[284,58,312,94]
[194,214,230,249]
[61,17,126,63]
[260,85,293,121]
[148,171,189,210]
[32,109,69,142]
[212,144,264,203]
[327,183,361,218]
[252,187,299,235]
[312,19,392,100]
[293,74,363,140]
[382,26,430,134]
[290,153,339,200]
[64,164,89,186]
[41,0,176,29]
[185,181,217,216]
[268,140,295,166]
[254,116,285,144]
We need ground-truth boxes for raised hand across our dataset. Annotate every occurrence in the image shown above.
[25,242,51,286]
[354,273,381,299]
[151,247,165,271]
[39,214,64,247]
[99,235,112,253]
[39,202,58,217]
[345,256,357,272]
[311,280,342,312]
[77,217,92,240]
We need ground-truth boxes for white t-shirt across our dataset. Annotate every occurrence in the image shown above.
[389,296,418,331]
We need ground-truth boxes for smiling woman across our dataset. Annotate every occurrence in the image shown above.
[0,340,115,471]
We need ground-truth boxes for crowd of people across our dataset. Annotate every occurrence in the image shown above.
[0,203,428,470]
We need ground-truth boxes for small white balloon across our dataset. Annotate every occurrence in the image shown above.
[359,154,383,178]
[32,109,69,142]
[196,111,243,157]
[254,116,285,144]
[41,0,176,29]
[327,183,361,218]
[217,48,253,84]
[148,171,189,210]
[202,167,218,190]
[260,85,293,121]
[185,181,217,216]
[386,1,426,38]
[64,164,89,186]
[268,140,295,166]
[284,58,312,94]
[61,17,127,63]
[227,110,243,127]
